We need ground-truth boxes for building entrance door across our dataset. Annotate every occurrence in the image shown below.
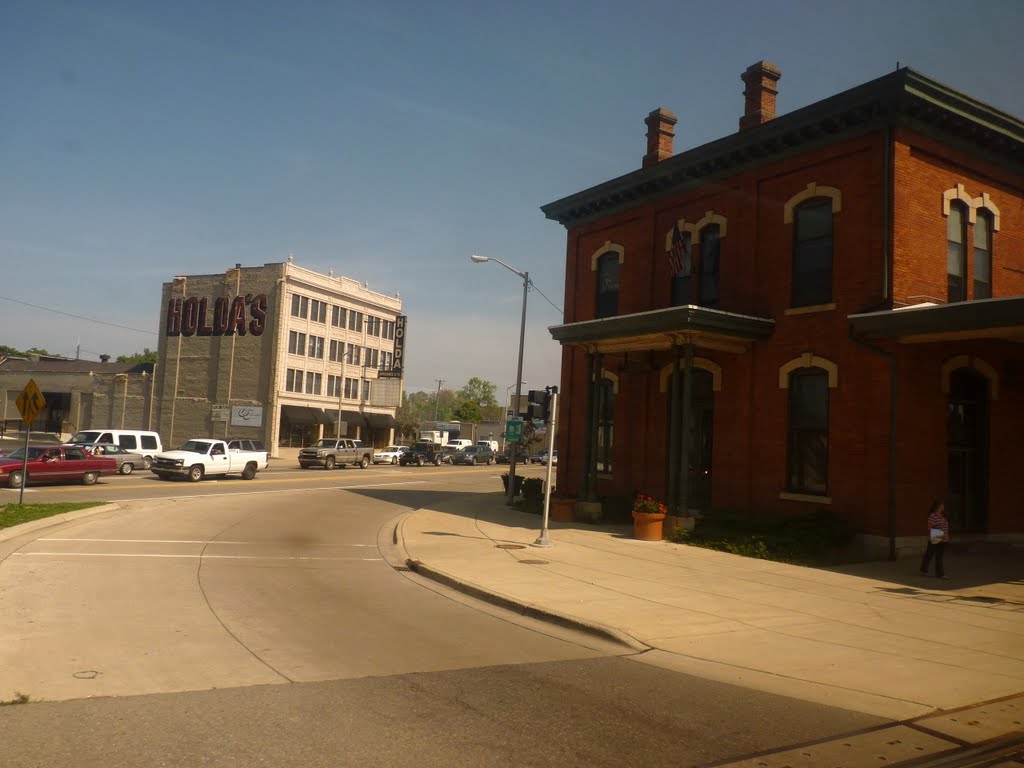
[947,368,988,533]
[666,368,714,510]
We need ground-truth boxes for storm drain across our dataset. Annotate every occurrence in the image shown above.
[393,565,412,572]
[495,544,526,550]
[518,559,549,565]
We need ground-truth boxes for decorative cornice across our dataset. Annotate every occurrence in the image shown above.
[541,68,1024,230]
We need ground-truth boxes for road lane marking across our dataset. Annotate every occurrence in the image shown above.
[17,466,498,494]
[13,552,382,561]
[40,538,377,546]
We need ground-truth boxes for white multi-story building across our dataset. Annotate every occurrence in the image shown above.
[153,258,405,455]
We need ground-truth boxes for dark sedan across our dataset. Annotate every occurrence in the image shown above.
[0,445,118,488]
[450,446,495,466]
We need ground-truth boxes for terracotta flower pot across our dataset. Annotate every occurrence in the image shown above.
[632,511,666,541]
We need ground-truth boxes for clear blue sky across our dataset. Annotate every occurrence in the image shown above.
[2,0,1022,395]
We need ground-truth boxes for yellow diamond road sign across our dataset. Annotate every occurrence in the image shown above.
[16,378,45,427]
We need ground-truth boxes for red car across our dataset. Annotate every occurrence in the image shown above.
[0,445,118,489]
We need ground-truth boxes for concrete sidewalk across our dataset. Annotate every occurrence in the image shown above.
[398,493,1024,722]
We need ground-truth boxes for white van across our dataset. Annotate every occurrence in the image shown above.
[446,439,473,450]
[69,429,164,468]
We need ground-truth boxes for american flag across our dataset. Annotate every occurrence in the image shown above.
[668,223,688,275]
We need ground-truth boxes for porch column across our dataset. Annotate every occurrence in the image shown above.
[667,345,682,515]
[677,343,695,518]
[581,351,598,501]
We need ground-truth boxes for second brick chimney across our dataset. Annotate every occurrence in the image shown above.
[739,60,782,131]
[643,107,678,168]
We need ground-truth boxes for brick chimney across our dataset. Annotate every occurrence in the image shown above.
[739,61,782,131]
[643,107,677,168]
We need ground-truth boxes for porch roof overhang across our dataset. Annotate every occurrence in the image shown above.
[848,297,1024,344]
[549,305,775,355]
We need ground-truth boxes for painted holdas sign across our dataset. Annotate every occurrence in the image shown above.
[166,294,268,337]
[391,314,406,377]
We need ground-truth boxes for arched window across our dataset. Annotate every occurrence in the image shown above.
[595,252,620,318]
[974,210,993,300]
[947,201,968,302]
[786,368,829,495]
[670,230,693,306]
[596,378,615,474]
[792,198,833,307]
[698,224,720,308]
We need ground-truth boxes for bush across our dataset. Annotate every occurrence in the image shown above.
[521,477,544,502]
[668,508,855,565]
[520,477,545,515]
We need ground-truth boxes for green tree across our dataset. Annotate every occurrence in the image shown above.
[457,378,497,409]
[0,345,54,358]
[395,402,421,442]
[116,348,158,364]
[454,399,482,423]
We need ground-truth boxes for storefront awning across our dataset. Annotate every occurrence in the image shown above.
[365,412,397,429]
[549,305,775,354]
[849,297,1024,343]
[281,405,332,425]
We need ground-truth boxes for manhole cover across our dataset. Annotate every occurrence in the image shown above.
[518,559,549,565]
[495,544,526,550]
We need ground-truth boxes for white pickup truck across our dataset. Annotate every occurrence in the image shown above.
[151,438,268,482]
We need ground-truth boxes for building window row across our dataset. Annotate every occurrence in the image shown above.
[595,357,834,496]
[290,294,397,338]
[592,189,845,320]
[288,332,326,359]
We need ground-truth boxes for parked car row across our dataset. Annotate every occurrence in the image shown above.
[0,439,535,489]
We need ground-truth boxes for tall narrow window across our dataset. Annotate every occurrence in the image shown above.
[947,202,967,302]
[698,225,720,308]
[786,369,829,495]
[596,378,614,474]
[670,231,693,306]
[290,294,309,318]
[792,199,833,307]
[595,253,619,319]
[974,211,992,300]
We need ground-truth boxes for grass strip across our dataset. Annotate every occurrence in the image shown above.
[1,502,106,529]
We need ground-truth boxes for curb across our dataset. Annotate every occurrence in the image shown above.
[404,558,650,653]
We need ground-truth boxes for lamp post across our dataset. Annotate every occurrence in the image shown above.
[471,254,528,506]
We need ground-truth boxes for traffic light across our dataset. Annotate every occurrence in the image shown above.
[528,391,552,421]
[527,387,557,423]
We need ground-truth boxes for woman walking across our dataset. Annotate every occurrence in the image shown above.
[920,500,950,579]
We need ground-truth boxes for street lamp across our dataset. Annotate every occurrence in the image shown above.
[471,254,528,506]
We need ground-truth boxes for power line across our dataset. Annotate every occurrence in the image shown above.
[528,280,563,317]
[0,294,157,336]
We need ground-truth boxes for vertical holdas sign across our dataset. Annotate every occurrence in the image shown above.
[165,295,268,337]
[391,315,407,377]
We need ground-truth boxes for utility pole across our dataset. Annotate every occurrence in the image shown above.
[433,379,445,422]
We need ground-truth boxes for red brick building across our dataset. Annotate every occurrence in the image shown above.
[543,62,1024,556]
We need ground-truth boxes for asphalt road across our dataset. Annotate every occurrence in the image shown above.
[0,463,887,766]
